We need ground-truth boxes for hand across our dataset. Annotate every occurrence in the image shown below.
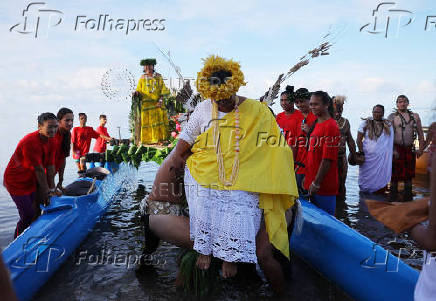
[308,181,320,196]
[416,149,423,158]
[301,123,310,134]
[156,99,163,108]
[133,91,140,97]
[56,182,65,192]
[393,150,399,159]
[42,192,51,207]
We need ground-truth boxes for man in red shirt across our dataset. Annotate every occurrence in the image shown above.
[72,113,111,171]
[3,113,58,238]
[53,108,74,192]
[303,91,341,215]
[93,114,111,153]
[275,85,304,158]
[294,88,317,192]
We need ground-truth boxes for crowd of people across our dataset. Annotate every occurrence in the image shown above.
[275,89,429,214]
[2,58,173,240]
[142,56,434,297]
[2,55,434,299]
[2,110,112,238]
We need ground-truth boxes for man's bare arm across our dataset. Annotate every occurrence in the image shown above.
[0,255,17,301]
[309,159,332,195]
[171,139,192,172]
[314,159,332,186]
[34,166,50,206]
[415,114,425,152]
[346,127,357,156]
[57,160,66,190]
[46,165,56,190]
[100,134,112,142]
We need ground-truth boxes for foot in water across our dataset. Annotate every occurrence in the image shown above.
[222,261,237,278]
[196,254,211,270]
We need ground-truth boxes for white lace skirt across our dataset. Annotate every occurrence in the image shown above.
[184,167,261,263]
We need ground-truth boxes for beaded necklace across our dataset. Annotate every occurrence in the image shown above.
[212,96,240,186]
[394,109,417,147]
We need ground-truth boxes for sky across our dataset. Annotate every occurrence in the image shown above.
[0,0,435,177]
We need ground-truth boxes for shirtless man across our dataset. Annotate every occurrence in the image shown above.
[332,96,357,200]
[388,95,425,201]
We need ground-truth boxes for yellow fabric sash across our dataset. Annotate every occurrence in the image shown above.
[186,99,298,258]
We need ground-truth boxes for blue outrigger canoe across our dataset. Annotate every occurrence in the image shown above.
[2,164,419,301]
[1,162,128,301]
[291,199,419,301]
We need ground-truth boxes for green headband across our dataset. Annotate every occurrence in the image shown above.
[140,58,157,66]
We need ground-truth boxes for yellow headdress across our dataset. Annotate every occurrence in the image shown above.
[196,55,246,101]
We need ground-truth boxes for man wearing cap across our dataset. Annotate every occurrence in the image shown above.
[132,58,170,145]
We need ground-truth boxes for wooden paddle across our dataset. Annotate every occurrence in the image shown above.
[86,177,97,195]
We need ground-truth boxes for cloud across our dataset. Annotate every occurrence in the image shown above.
[417,79,436,93]
[357,77,390,93]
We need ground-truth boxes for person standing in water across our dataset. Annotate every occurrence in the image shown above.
[388,95,425,201]
[3,113,58,237]
[275,85,303,158]
[304,91,341,215]
[53,108,74,192]
[332,95,357,200]
[357,105,394,194]
[71,113,111,171]
[93,114,111,154]
[294,88,316,192]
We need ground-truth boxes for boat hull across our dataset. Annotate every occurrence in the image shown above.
[291,199,419,301]
[1,162,126,301]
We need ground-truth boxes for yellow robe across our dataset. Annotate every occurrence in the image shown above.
[136,74,170,144]
[186,99,299,258]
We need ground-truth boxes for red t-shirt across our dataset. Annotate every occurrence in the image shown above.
[276,110,304,147]
[303,118,341,195]
[53,130,71,172]
[3,131,56,195]
[71,126,100,159]
[93,126,110,153]
[295,112,317,175]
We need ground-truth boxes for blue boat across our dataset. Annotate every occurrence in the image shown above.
[291,199,419,301]
[2,164,420,301]
[1,162,129,301]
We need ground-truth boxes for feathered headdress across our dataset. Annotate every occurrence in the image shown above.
[196,55,246,101]
[332,95,347,106]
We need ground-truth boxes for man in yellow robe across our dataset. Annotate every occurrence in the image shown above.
[133,58,170,144]
[144,55,299,294]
